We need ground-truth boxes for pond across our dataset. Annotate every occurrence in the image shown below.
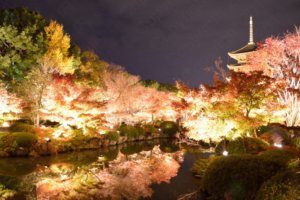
[0,139,211,200]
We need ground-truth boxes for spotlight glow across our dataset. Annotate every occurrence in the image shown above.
[222,150,229,156]
[274,143,283,148]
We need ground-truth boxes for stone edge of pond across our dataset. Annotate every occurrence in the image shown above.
[0,133,180,158]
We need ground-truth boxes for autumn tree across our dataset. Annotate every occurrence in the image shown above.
[0,82,23,121]
[40,75,106,133]
[228,72,275,118]
[101,66,178,126]
[43,20,80,75]
[16,63,52,126]
[247,27,300,126]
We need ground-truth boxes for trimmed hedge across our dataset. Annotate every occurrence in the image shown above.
[192,158,213,179]
[160,121,179,136]
[215,137,269,155]
[104,131,119,142]
[255,168,300,200]
[118,124,144,139]
[202,150,299,200]
[0,132,37,149]
[10,122,36,133]
[291,137,300,149]
[258,126,290,144]
[13,132,37,148]
[143,124,156,134]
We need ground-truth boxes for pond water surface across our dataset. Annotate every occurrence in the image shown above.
[0,139,211,200]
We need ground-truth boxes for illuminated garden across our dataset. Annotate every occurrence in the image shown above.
[0,6,299,200]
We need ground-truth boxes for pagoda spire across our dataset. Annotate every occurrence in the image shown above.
[248,16,254,44]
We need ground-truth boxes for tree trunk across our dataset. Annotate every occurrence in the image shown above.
[35,111,40,127]
[253,128,258,138]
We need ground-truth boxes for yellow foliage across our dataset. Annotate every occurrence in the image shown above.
[43,20,75,74]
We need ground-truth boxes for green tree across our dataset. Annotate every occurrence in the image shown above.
[75,51,108,86]
[0,8,47,84]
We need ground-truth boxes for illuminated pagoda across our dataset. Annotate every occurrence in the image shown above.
[227,16,257,73]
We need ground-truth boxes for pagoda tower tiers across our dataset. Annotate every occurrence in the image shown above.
[227,16,257,73]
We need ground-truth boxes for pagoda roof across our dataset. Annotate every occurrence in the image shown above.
[229,43,257,54]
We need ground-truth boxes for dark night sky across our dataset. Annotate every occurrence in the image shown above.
[1,0,300,87]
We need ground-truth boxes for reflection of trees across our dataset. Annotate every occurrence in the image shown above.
[35,146,183,200]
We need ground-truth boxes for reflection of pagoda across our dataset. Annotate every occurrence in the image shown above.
[227,16,257,72]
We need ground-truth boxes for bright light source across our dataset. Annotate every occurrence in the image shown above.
[222,150,229,156]
[98,155,106,162]
[98,130,106,135]
[2,122,9,128]
[45,137,51,142]
[158,128,161,132]
[60,175,69,181]
[274,143,283,148]
[52,130,63,138]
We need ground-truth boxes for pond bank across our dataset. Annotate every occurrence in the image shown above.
[0,133,180,158]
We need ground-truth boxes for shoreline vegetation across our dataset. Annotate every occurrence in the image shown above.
[0,121,183,157]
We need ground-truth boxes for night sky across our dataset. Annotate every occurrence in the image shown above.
[1,0,300,87]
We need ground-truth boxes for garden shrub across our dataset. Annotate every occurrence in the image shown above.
[258,149,299,166]
[160,121,179,137]
[135,124,145,137]
[255,169,300,200]
[0,132,37,149]
[201,152,296,200]
[291,137,300,149]
[0,133,14,148]
[12,132,37,148]
[216,137,269,155]
[192,158,214,179]
[118,124,142,139]
[143,124,156,134]
[257,126,273,135]
[244,137,270,153]
[258,126,290,145]
[10,122,36,133]
[104,131,119,142]
[226,138,246,154]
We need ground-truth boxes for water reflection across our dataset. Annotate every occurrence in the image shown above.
[0,140,184,200]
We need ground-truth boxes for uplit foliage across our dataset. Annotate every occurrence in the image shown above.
[16,63,52,126]
[0,82,23,121]
[247,27,300,127]
[101,66,178,126]
[179,71,279,142]
[43,20,80,74]
[41,75,106,133]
